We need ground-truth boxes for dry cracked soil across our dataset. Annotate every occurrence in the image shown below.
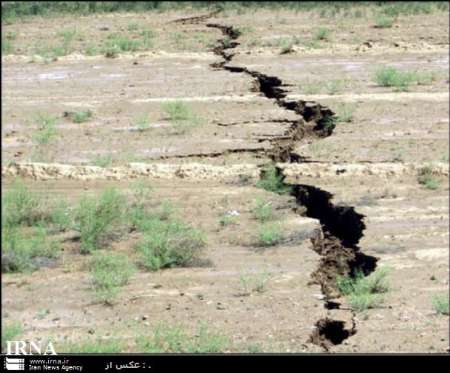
[1,7,449,353]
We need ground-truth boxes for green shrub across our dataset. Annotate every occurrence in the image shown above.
[141,29,155,49]
[137,323,228,353]
[134,115,150,132]
[326,79,346,95]
[374,66,425,91]
[335,103,356,123]
[432,295,449,315]
[72,110,92,123]
[2,322,23,351]
[219,213,237,227]
[257,223,283,247]
[2,179,47,228]
[252,198,273,222]
[374,15,394,28]
[2,225,60,273]
[33,114,58,145]
[2,36,13,54]
[162,100,190,120]
[90,252,135,303]
[337,267,389,312]
[239,271,271,295]
[417,166,440,190]
[135,219,206,271]
[313,27,331,41]
[127,180,153,230]
[74,188,125,254]
[104,34,141,54]
[256,165,291,195]
[50,199,72,232]
[162,101,202,134]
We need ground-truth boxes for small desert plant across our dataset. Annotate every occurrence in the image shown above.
[74,188,125,254]
[374,66,417,91]
[49,199,72,232]
[162,100,190,121]
[84,44,98,56]
[219,213,237,227]
[2,179,48,228]
[222,36,233,48]
[72,110,92,123]
[134,115,150,131]
[127,181,153,229]
[374,15,394,28]
[417,166,440,190]
[162,100,202,134]
[2,322,23,351]
[2,36,13,54]
[319,115,337,132]
[135,219,206,271]
[252,198,273,222]
[257,223,283,247]
[104,33,141,53]
[279,38,295,54]
[33,113,58,145]
[335,103,356,123]
[326,79,346,95]
[90,252,135,303]
[256,165,291,195]
[432,295,449,315]
[137,323,229,353]
[127,22,139,31]
[313,27,331,41]
[239,271,271,295]
[2,225,60,273]
[141,29,155,49]
[337,267,390,312]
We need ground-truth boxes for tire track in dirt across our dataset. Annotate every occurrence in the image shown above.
[204,21,378,350]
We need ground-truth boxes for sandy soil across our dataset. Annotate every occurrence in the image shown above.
[1,7,449,353]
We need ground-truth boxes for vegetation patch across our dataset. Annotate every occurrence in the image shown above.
[74,188,125,254]
[417,166,440,190]
[335,103,356,123]
[90,251,135,303]
[135,218,207,271]
[137,323,229,353]
[374,15,395,28]
[2,322,23,351]
[33,114,58,145]
[374,66,437,91]
[162,100,202,134]
[337,267,390,312]
[256,165,291,195]
[257,223,283,247]
[239,271,272,295]
[72,110,92,123]
[432,295,449,316]
[2,179,48,228]
[252,198,274,222]
[2,225,60,273]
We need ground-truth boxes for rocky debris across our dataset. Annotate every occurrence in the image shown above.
[3,162,447,181]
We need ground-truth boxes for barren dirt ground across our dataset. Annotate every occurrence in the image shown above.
[1,7,449,353]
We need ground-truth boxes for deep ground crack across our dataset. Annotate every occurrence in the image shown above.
[204,21,378,350]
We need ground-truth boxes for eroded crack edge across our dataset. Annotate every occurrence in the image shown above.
[205,21,379,351]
